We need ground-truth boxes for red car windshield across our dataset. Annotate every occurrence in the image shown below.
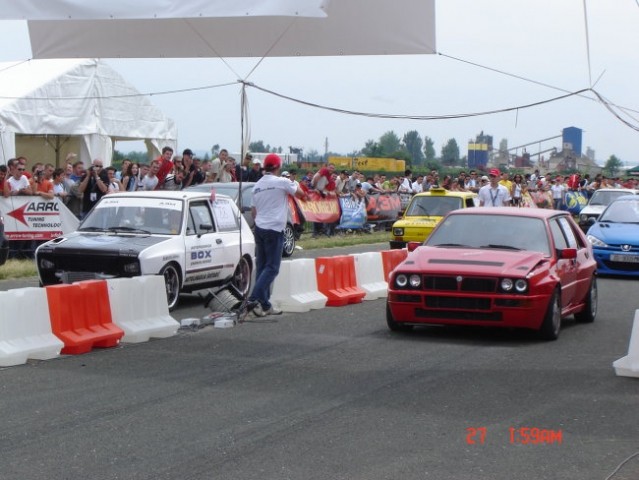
[426,214,551,255]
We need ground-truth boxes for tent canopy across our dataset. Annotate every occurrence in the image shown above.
[0,58,177,165]
[0,0,436,59]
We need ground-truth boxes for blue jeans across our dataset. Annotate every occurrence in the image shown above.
[250,226,284,310]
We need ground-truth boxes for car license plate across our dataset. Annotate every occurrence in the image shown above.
[610,254,639,263]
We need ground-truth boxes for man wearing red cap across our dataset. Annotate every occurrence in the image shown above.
[478,168,510,207]
[248,153,309,317]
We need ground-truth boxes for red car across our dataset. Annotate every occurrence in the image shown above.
[386,207,597,340]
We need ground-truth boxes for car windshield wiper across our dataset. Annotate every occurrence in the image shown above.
[79,226,106,232]
[106,226,152,234]
[480,244,522,251]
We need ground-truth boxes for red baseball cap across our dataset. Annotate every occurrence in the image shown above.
[489,168,500,177]
[263,153,282,170]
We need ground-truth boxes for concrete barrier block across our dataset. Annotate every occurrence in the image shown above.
[107,276,178,343]
[613,309,639,378]
[351,252,387,300]
[271,259,328,312]
[0,288,63,366]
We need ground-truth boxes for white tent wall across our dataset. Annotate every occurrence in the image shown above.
[0,58,177,167]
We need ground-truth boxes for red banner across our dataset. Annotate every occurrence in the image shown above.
[294,191,341,223]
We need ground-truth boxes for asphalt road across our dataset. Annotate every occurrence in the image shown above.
[1,247,638,480]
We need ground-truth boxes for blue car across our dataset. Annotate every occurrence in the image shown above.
[586,195,639,276]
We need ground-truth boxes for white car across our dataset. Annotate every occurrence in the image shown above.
[36,191,255,310]
[579,188,639,231]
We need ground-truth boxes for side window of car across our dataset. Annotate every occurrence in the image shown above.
[186,210,196,235]
[549,218,569,250]
[189,201,215,235]
[557,216,583,249]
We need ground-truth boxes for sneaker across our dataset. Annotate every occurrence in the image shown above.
[245,300,259,312]
[252,304,267,317]
[264,306,282,315]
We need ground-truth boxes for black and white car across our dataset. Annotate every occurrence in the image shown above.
[36,191,255,310]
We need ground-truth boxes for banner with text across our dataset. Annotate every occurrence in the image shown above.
[295,191,340,224]
[0,197,80,240]
[338,197,367,229]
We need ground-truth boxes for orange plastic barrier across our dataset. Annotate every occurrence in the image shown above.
[381,249,408,281]
[46,280,124,355]
[315,256,366,307]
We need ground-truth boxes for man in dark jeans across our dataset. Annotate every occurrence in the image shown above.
[247,154,308,317]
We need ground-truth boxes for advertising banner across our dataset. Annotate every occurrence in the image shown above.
[0,196,80,240]
[366,193,402,221]
[564,191,588,215]
[338,197,367,230]
[295,191,340,224]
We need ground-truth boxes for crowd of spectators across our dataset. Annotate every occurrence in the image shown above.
[4,149,638,223]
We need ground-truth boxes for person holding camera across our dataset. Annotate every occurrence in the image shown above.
[30,164,54,199]
[78,159,108,218]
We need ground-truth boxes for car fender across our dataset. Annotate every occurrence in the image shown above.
[138,237,185,283]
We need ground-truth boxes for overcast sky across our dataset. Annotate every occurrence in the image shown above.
[0,0,638,165]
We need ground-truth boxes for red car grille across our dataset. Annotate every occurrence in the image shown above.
[416,308,502,321]
[423,276,497,292]
[425,296,491,310]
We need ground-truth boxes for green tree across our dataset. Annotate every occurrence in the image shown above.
[379,130,401,156]
[112,150,149,167]
[604,155,623,177]
[361,139,384,157]
[402,130,424,165]
[211,144,220,157]
[441,138,460,166]
[249,140,267,153]
[423,136,436,162]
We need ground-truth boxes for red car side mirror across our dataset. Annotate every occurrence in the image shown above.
[407,241,421,252]
[560,248,577,259]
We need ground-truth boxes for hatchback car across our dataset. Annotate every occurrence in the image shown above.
[586,195,639,277]
[386,207,597,340]
[187,182,304,257]
[578,188,639,231]
[36,191,255,310]
[390,188,478,249]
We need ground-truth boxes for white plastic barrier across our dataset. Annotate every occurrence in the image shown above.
[271,258,328,312]
[613,309,639,378]
[0,288,63,367]
[107,276,179,343]
[351,252,387,300]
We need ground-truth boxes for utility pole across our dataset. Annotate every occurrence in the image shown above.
[324,137,329,163]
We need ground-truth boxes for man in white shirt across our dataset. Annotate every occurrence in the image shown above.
[399,169,413,193]
[248,154,308,317]
[411,175,424,193]
[140,161,160,191]
[209,148,227,183]
[478,168,510,207]
[551,176,566,210]
[4,161,32,196]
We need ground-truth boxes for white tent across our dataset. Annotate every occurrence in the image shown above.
[0,58,177,166]
[0,0,436,58]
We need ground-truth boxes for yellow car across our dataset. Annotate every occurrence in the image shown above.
[389,188,478,249]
